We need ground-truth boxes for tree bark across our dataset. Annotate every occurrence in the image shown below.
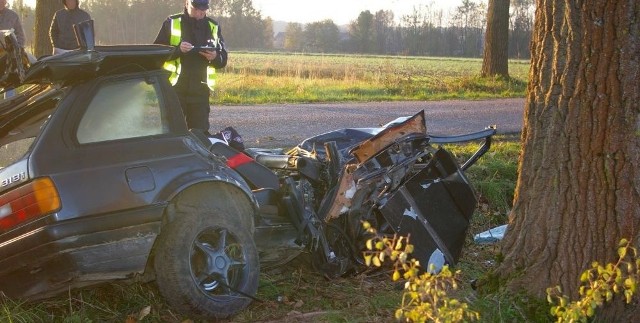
[34,0,63,57]
[481,0,510,77]
[497,0,640,318]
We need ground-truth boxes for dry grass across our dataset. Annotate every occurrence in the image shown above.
[215,52,529,104]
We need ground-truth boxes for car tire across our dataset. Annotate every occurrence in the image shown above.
[154,207,259,320]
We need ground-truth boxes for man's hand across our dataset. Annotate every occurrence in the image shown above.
[179,41,194,53]
[178,41,217,61]
[199,50,217,62]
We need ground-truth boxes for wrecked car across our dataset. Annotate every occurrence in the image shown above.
[0,22,495,320]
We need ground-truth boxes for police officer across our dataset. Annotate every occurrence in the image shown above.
[154,0,228,132]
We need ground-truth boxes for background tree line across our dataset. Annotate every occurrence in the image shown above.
[11,0,534,59]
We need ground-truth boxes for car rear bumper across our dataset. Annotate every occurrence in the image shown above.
[0,205,165,299]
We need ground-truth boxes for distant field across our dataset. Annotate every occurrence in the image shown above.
[215,52,530,104]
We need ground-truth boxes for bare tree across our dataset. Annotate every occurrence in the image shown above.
[496,0,639,319]
[452,0,486,56]
[481,0,510,77]
[509,0,534,59]
[34,0,62,57]
[373,10,394,54]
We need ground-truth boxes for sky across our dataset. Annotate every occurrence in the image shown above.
[14,0,463,25]
[251,0,463,25]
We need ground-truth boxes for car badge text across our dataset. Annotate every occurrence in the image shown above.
[1,172,27,187]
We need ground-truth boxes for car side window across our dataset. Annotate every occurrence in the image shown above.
[76,78,168,144]
[0,94,60,169]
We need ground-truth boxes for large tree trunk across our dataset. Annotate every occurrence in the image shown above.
[497,0,639,318]
[481,0,510,77]
[34,0,63,57]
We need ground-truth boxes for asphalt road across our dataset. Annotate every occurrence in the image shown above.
[209,98,525,148]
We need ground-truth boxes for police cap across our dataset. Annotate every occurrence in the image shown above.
[191,0,209,10]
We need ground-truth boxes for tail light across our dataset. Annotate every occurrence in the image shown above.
[0,177,61,232]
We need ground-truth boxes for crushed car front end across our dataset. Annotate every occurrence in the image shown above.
[276,110,497,276]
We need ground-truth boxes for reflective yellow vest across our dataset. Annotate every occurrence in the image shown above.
[163,17,219,91]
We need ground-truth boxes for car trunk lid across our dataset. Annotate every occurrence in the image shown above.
[2,20,175,89]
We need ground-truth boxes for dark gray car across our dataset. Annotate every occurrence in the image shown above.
[0,26,260,319]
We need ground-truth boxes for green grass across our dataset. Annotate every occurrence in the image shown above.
[215,52,530,104]
[447,135,521,214]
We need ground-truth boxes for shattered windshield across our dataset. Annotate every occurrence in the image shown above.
[0,90,62,168]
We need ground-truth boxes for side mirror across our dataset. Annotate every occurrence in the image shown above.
[73,19,95,51]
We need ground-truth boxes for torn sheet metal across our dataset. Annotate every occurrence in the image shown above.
[379,147,476,270]
[323,164,357,221]
[349,110,427,163]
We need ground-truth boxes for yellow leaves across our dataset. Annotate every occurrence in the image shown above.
[559,297,567,307]
[624,277,637,293]
[580,271,589,283]
[405,244,414,254]
[395,237,404,250]
[364,254,372,266]
[372,255,382,267]
[618,246,628,259]
[624,289,634,303]
[398,266,478,322]
[362,221,371,230]
[394,309,403,320]
[546,287,557,304]
[363,253,384,267]
[398,251,408,264]
[627,262,635,274]
[547,238,640,322]
[361,222,479,322]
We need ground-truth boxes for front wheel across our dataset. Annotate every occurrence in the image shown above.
[154,209,259,320]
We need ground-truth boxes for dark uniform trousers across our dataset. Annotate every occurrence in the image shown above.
[174,81,210,131]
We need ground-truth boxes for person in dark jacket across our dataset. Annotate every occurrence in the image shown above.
[154,0,228,132]
[49,0,91,55]
[0,0,26,47]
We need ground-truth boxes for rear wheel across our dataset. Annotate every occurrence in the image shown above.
[154,207,259,320]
